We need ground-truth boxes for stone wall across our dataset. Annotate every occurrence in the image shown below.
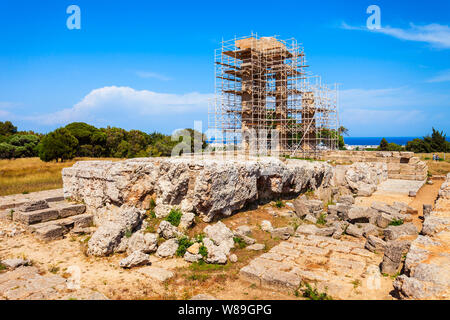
[62,157,334,223]
[62,157,389,225]
[322,151,427,181]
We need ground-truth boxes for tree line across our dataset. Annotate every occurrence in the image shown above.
[1,120,447,161]
[377,128,449,153]
[0,121,206,162]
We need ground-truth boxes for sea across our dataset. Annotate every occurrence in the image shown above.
[344,137,434,146]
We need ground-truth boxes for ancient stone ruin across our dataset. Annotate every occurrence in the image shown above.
[61,157,389,224]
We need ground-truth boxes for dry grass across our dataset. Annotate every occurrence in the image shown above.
[417,153,450,176]
[0,157,120,196]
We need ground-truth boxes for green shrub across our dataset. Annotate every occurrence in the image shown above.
[316,213,327,225]
[389,219,404,226]
[198,245,208,258]
[195,233,205,243]
[301,282,332,300]
[124,229,133,238]
[233,237,247,249]
[187,273,209,282]
[274,200,285,208]
[176,236,193,257]
[189,260,229,271]
[165,208,182,227]
[149,198,156,210]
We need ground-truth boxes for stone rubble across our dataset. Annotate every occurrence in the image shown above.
[0,266,108,300]
[394,173,450,299]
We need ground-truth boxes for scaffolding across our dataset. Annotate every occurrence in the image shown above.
[208,33,339,158]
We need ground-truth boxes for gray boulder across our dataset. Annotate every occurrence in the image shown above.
[246,243,265,251]
[293,199,323,218]
[381,241,411,275]
[233,226,255,245]
[156,238,179,258]
[87,222,126,256]
[114,237,129,253]
[371,201,400,216]
[295,224,321,236]
[119,251,151,268]
[179,212,196,230]
[203,237,228,264]
[184,252,202,263]
[293,199,309,218]
[304,214,317,224]
[87,206,144,256]
[327,204,338,216]
[157,220,182,239]
[384,223,418,241]
[234,225,251,237]
[365,235,387,253]
[204,221,234,251]
[316,227,336,237]
[335,203,352,219]
[422,216,450,236]
[127,231,158,254]
[338,195,355,206]
[376,213,394,228]
[260,220,273,232]
[345,224,364,238]
[271,226,294,240]
[1,258,30,270]
[345,206,377,223]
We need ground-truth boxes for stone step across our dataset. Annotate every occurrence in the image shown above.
[13,208,59,225]
[13,203,86,225]
[28,213,94,233]
[35,224,65,241]
[30,213,94,241]
[0,189,64,210]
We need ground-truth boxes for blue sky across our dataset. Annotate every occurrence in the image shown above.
[0,0,449,137]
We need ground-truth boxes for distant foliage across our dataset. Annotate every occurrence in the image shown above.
[406,128,450,153]
[0,121,17,136]
[0,121,208,161]
[377,138,404,151]
[38,128,79,162]
[0,120,41,159]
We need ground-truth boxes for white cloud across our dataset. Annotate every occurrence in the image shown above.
[135,71,172,81]
[340,87,447,110]
[0,109,12,118]
[426,69,450,83]
[340,108,423,126]
[27,86,213,125]
[338,86,450,136]
[0,101,18,109]
[342,22,450,49]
